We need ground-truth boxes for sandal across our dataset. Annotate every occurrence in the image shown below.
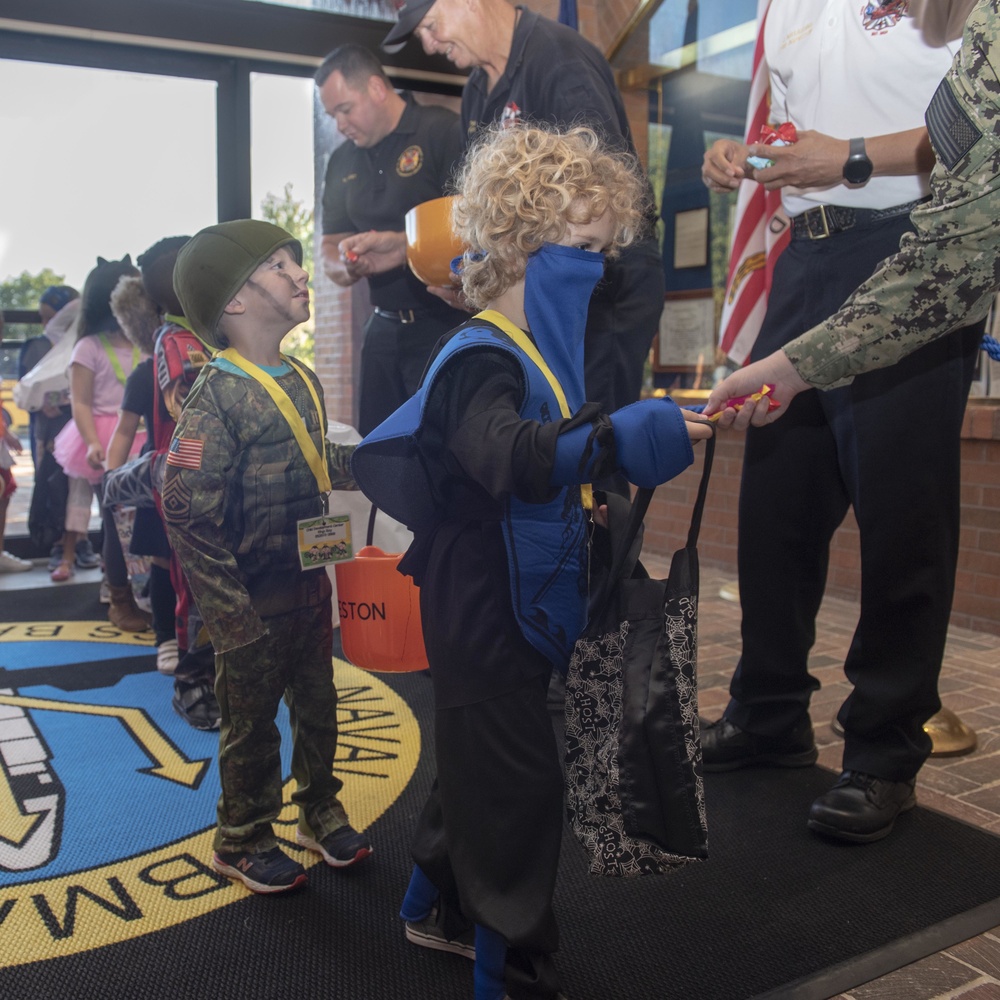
[50,560,75,582]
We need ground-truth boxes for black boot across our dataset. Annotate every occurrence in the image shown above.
[700,716,818,772]
[808,770,916,843]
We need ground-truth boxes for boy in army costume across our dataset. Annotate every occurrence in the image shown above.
[161,219,371,893]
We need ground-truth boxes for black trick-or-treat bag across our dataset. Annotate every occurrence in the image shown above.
[565,432,715,876]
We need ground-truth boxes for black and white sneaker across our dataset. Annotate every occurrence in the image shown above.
[296,824,372,868]
[404,905,476,960]
[213,846,307,893]
[172,680,221,731]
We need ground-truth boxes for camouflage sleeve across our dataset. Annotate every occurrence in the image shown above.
[326,439,357,490]
[786,0,1000,388]
[160,383,267,653]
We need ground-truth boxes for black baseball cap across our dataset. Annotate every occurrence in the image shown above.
[381,0,435,53]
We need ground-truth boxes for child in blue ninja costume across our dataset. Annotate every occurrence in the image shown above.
[351,124,713,1000]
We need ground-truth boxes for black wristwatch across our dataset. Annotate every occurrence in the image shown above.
[843,137,873,185]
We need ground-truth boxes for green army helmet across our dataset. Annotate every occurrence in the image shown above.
[173,219,303,347]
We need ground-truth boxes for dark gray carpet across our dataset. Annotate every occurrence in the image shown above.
[3,583,1000,999]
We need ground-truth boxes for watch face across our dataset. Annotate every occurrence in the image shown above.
[844,155,873,185]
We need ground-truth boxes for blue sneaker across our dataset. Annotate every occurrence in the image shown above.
[47,544,64,573]
[212,846,307,893]
[75,538,101,569]
[296,824,372,868]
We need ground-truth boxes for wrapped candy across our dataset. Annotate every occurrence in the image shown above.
[747,122,798,171]
[708,383,781,422]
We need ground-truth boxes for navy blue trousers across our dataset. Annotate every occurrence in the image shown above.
[727,212,982,781]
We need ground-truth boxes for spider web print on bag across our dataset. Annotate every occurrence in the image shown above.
[659,591,706,831]
[565,609,706,878]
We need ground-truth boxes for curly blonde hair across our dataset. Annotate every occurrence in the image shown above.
[452,124,649,309]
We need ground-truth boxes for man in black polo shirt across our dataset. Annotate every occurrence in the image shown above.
[317,43,466,434]
[382,0,666,448]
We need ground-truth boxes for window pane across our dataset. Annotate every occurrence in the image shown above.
[0,60,216,291]
[250,73,315,221]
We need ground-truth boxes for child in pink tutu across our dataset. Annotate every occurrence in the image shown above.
[51,256,148,591]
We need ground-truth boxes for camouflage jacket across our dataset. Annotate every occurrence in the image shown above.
[787,0,1000,388]
[161,359,355,653]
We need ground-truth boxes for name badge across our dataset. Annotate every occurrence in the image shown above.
[297,513,352,570]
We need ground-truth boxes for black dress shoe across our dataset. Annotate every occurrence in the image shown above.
[700,716,818,772]
[808,770,916,844]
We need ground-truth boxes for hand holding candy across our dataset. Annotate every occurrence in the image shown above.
[707,384,781,422]
[747,122,798,171]
[705,351,812,430]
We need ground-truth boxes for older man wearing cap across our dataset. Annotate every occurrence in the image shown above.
[383,0,665,490]
[161,219,370,894]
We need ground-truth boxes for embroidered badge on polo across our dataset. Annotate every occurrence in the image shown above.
[501,101,522,126]
[396,146,423,176]
[0,621,419,967]
[861,0,907,34]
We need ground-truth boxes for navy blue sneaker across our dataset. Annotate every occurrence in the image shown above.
[213,846,307,893]
[296,824,372,868]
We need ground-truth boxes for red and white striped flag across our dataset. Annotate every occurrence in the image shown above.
[718,0,790,365]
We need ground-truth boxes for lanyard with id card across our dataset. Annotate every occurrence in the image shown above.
[217,348,354,570]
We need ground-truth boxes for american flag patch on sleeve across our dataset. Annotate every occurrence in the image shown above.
[166,437,205,470]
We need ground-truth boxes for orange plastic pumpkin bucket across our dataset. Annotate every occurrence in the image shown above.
[334,545,429,672]
[404,195,466,287]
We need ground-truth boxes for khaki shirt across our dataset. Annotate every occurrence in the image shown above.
[786,0,999,388]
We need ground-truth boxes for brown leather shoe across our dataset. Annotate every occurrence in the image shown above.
[808,770,917,843]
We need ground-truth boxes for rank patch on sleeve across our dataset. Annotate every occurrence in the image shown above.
[925,77,981,171]
[166,437,204,470]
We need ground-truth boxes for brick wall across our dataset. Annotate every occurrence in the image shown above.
[643,403,1000,637]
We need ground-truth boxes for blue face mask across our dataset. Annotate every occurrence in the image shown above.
[523,242,605,414]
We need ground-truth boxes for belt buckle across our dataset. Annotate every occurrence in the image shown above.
[400,309,416,324]
[806,205,830,240]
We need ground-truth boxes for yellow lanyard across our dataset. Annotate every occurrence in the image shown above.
[99,334,140,386]
[216,348,331,495]
[475,309,593,510]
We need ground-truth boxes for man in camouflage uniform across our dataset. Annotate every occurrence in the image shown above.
[162,219,371,893]
[699,0,986,844]
[709,0,996,412]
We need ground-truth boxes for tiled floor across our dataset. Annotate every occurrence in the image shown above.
[4,448,1000,998]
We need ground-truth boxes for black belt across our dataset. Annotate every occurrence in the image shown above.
[791,197,929,241]
[373,306,435,324]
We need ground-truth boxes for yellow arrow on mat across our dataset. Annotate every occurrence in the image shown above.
[0,694,211,788]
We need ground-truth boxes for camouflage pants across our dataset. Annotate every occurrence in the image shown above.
[213,599,347,853]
